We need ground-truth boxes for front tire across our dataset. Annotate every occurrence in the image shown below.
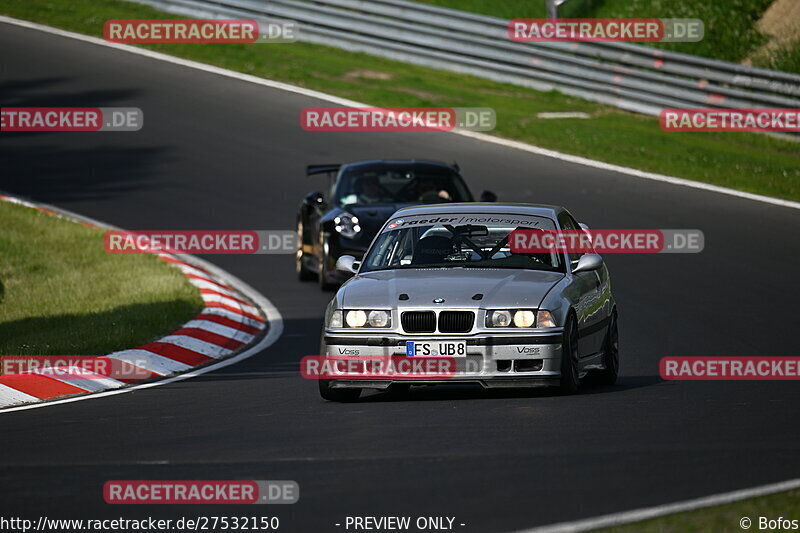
[557,314,580,394]
[596,310,619,386]
[296,220,315,281]
[318,246,337,291]
[319,380,361,402]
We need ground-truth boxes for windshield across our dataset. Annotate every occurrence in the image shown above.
[334,165,471,206]
[362,215,564,273]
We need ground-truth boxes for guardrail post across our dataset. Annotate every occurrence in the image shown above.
[547,0,573,18]
[546,0,559,19]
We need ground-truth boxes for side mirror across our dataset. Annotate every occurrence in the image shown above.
[480,190,497,202]
[572,253,603,274]
[303,191,325,207]
[336,255,360,274]
[579,222,590,230]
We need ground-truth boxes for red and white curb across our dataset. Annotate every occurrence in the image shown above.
[0,193,281,411]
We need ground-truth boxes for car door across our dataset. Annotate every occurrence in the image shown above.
[559,211,607,357]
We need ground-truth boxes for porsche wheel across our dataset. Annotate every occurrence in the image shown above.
[318,241,337,291]
[296,220,315,281]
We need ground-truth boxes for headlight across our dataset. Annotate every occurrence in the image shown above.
[535,310,556,328]
[334,214,361,239]
[345,310,367,327]
[330,309,391,328]
[486,310,512,327]
[513,310,536,328]
[486,309,540,328]
[367,310,390,327]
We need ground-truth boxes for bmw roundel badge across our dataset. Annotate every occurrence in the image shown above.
[433,298,445,304]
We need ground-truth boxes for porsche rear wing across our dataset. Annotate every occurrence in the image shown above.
[306,164,341,177]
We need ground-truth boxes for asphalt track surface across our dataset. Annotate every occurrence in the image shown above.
[1,22,799,532]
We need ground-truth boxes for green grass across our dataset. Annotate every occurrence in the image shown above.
[596,489,800,532]
[1,0,799,202]
[0,201,204,356]
[752,37,800,73]
[561,0,773,63]
[413,0,784,66]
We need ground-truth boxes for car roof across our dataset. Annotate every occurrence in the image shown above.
[342,160,459,172]
[393,202,563,219]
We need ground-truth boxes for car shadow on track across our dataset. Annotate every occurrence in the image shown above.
[0,77,165,203]
[359,375,664,402]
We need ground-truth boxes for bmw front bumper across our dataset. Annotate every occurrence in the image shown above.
[320,332,565,389]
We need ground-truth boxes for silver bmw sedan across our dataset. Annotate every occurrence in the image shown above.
[318,203,619,401]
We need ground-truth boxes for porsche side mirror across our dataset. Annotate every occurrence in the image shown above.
[336,255,360,274]
[572,253,603,274]
[480,190,497,202]
[303,191,325,207]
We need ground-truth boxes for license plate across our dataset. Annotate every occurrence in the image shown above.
[406,340,467,357]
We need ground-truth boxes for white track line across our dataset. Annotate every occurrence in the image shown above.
[513,477,800,533]
[0,16,797,211]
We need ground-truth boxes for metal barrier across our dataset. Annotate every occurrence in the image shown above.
[131,0,800,120]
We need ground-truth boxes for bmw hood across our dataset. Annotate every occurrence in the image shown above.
[340,269,564,309]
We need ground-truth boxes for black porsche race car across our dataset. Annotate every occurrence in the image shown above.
[296,160,496,290]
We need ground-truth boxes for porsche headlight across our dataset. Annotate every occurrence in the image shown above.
[486,309,540,328]
[334,214,361,239]
[330,309,392,328]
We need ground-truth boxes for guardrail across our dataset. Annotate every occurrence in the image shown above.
[131,0,800,123]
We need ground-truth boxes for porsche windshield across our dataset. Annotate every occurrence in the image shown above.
[362,216,564,272]
[334,166,471,206]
